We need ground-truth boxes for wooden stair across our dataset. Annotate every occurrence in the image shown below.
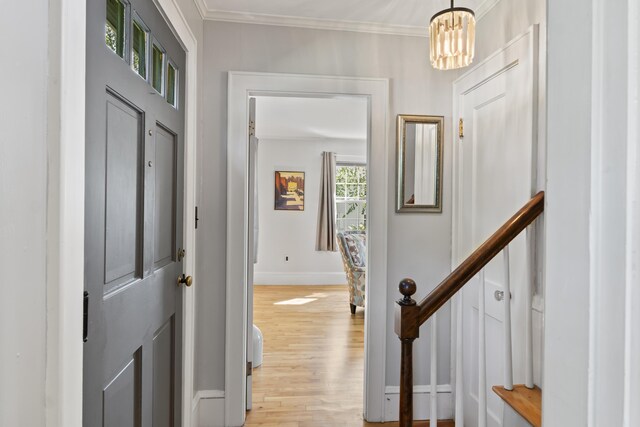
[492,384,542,427]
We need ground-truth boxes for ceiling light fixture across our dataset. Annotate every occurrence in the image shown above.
[429,0,476,70]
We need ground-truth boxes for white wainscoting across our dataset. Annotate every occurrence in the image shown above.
[193,390,225,427]
[384,385,454,422]
[503,404,535,427]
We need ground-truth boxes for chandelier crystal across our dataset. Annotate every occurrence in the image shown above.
[429,1,476,70]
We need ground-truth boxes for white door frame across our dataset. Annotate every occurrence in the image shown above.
[587,0,640,424]
[51,0,199,426]
[625,4,640,425]
[226,71,389,426]
[46,1,87,425]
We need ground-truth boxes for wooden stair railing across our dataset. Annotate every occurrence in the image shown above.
[394,191,544,427]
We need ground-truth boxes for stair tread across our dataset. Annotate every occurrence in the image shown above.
[492,384,542,427]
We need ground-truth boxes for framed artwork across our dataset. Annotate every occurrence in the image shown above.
[274,171,305,211]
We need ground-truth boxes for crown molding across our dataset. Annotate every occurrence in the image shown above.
[201,9,428,37]
[196,0,500,37]
[193,0,207,19]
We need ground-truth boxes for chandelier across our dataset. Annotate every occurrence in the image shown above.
[429,1,476,70]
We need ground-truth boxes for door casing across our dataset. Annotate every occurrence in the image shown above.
[226,72,390,425]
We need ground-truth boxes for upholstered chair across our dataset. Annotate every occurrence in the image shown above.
[336,232,367,314]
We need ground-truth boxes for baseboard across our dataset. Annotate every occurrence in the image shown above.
[253,272,347,285]
[192,390,225,427]
[384,385,454,421]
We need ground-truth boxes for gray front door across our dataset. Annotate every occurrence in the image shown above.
[84,0,186,425]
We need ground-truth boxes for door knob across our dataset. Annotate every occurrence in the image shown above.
[177,274,193,287]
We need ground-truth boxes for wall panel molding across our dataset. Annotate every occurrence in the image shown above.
[384,385,454,422]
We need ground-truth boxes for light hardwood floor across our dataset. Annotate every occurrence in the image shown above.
[246,285,453,427]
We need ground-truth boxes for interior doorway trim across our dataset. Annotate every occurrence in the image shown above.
[46,1,86,426]
[226,71,390,425]
[52,0,199,425]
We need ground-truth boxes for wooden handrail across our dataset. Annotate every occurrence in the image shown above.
[417,191,544,324]
[394,191,544,427]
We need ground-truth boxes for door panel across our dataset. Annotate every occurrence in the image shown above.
[104,95,143,290]
[153,318,175,427]
[84,0,186,425]
[154,125,177,269]
[103,350,142,427]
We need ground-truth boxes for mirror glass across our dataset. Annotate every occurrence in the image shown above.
[396,115,444,212]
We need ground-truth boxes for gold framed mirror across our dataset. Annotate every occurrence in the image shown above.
[396,114,444,213]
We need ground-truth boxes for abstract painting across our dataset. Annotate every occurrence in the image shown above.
[275,171,305,211]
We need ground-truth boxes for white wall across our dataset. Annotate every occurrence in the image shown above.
[0,1,49,425]
[197,21,456,394]
[1,0,86,425]
[253,138,366,285]
[473,0,545,64]
[544,0,640,425]
[543,0,592,424]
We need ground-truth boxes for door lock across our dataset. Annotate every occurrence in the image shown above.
[177,274,193,287]
[177,248,186,261]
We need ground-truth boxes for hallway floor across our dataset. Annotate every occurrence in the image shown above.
[245,285,453,427]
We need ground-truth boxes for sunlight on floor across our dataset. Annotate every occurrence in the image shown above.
[305,292,330,298]
[273,297,318,305]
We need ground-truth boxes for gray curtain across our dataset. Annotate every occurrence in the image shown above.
[316,152,337,251]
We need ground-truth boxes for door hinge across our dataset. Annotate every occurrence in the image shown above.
[459,118,464,139]
[249,119,256,137]
[83,291,89,343]
[195,206,199,229]
[247,361,253,376]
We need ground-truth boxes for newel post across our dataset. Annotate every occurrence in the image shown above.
[395,278,420,427]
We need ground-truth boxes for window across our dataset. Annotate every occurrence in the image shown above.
[166,62,177,107]
[335,164,367,232]
[105,0,126,57]
[104,4,180,101]
[151,43,165,94]
[131,17,148,79]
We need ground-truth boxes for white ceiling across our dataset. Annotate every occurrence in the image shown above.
[194,0,494,37]
[254,96,368,141]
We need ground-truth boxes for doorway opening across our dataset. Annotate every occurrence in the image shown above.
[246,94,369,424]
[225,72,389,426]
